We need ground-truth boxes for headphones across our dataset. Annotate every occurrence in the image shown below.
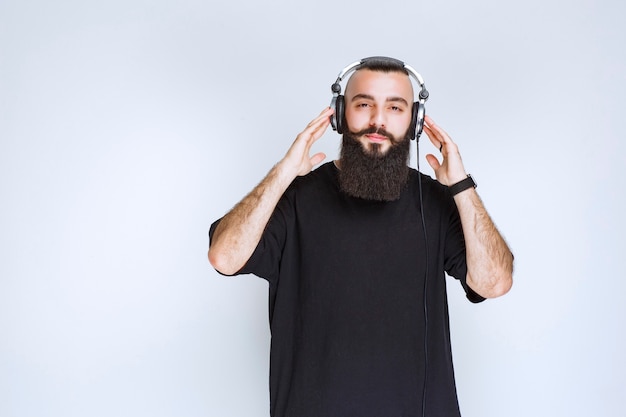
[329,56,429,141]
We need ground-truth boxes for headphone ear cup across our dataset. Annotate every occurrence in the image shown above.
[409,102,419,140]
[335,95,345,134]
[411,101,425,140]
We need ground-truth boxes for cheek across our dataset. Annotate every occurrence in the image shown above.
[391,115,412,136]
[344,109,369,129]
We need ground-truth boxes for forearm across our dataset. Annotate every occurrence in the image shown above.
[421,115,513,297]
[208,161,296,275]
[454,189,513,298]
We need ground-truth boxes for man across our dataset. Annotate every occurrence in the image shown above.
[208,57,513,417]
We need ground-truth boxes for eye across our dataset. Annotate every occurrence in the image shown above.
[357,103,371,108]
[390,105,403,112]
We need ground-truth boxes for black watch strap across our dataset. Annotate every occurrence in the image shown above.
[449,175,476,196]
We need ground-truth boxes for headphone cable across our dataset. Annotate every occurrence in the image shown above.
[416,138,430,417]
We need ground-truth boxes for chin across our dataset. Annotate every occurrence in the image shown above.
[362,141,391,157]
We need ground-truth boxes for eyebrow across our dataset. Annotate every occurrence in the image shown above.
[350,93,410,106]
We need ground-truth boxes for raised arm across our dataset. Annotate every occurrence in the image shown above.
[208,107,334,275]
[423,115,513,298]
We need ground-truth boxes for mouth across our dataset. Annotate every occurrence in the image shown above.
[364,133,389,143]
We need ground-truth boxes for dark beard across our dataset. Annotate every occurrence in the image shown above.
[338,126,411,201]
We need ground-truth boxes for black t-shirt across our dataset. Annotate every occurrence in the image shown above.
[210,162,484,417]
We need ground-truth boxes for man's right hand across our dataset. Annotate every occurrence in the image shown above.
[279,107,334,178]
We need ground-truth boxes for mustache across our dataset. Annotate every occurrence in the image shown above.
[347,126,401,143]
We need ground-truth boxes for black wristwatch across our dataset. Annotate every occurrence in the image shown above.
[449,175,477,196]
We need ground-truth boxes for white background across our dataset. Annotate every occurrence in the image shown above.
[1,0,625,416]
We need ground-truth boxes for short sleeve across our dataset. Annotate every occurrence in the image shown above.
[208,191,292,283]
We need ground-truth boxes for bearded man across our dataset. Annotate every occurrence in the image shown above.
[208,57,513,417]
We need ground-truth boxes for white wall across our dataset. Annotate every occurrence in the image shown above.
[1,0,624,416]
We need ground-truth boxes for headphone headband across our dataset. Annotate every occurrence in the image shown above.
[333,57,426,87]
[329,56,429,140]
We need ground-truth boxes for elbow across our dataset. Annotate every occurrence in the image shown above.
[468,250,514,299]
[489,272,513,298]
[491,254,515,297]
[468,270,513,299]
[208,246,239,276]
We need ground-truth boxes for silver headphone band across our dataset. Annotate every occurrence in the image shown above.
[333,58,427,103]
[403,63,426,91]
[334,60,363,85]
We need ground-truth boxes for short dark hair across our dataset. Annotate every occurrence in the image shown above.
[355,56,409,76]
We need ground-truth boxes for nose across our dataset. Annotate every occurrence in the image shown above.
[369,106,386,128]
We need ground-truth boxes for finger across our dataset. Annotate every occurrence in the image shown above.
[424,114,440,133]
[296,110,332,148]
[307,116,331,142]
[302,110,332,140]
[425,116,459,155]
[306,107,334,129]
[423,124,444,151]
[424,115,452,143]
[310,152,326,166]
[425,153,441,172]
[423,121,443,144]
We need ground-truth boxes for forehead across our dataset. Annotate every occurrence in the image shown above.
[344,69,414,101]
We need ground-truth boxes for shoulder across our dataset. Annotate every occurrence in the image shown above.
[406,168,458,218]
[273,162,341,222]
[408,168,449,198]
[289,161,339,193]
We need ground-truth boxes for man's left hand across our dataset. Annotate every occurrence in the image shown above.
[423,115,468,186]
